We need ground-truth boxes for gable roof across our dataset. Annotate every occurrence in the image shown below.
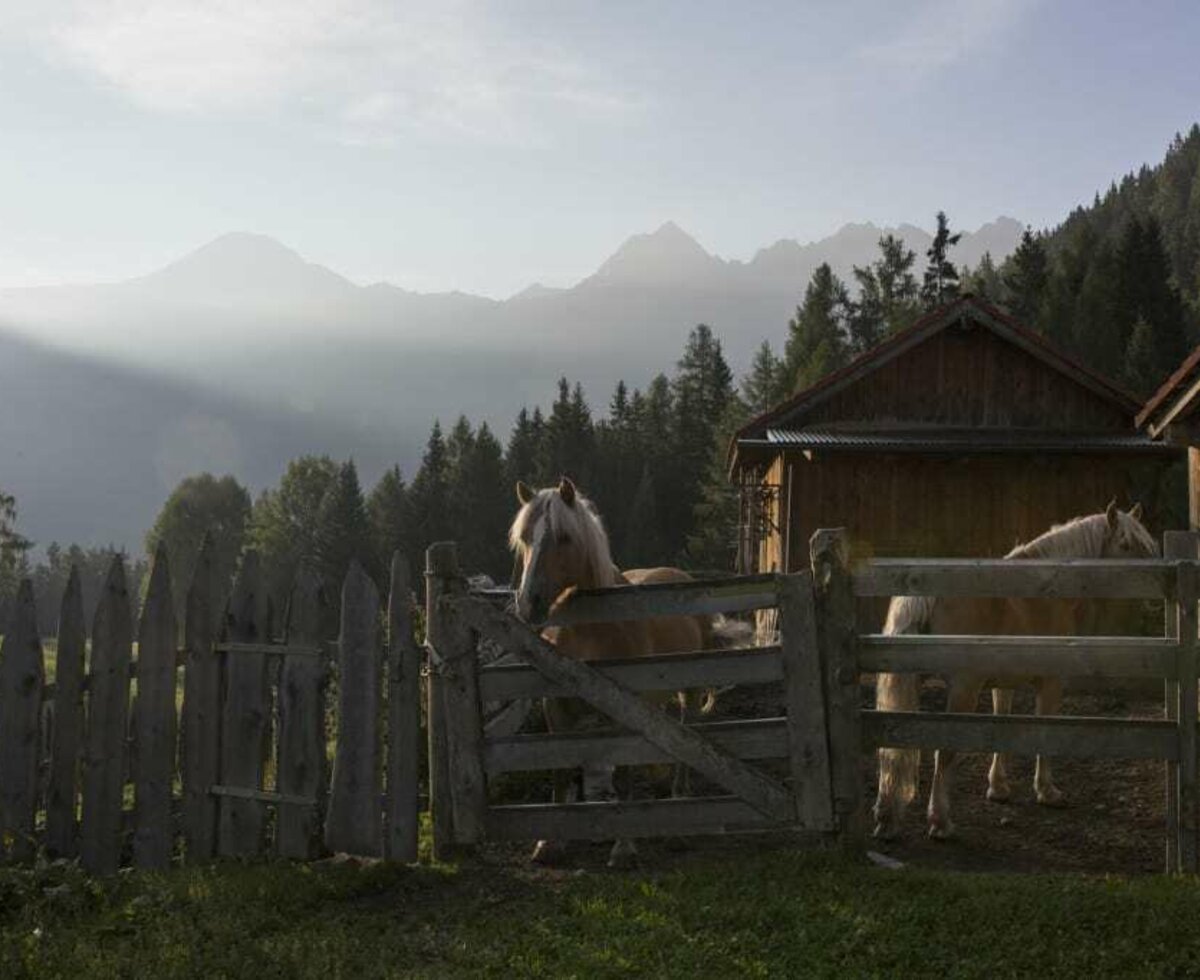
[732,295,1141,469]
[1136,342,1200,435]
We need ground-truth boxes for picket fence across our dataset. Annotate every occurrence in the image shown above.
[0,537,422,872]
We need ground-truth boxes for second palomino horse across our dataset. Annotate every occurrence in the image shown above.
[509,476,745,867]
[873,502,1158,840]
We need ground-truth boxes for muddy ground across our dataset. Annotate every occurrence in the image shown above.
[484,679,1173,876]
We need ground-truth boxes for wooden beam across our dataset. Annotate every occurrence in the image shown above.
[486,796,780,842]
[477,646,783,702]
[863,710,1178,760]
[545,574,779,626]
[453,597,796,824]
[484,718,789,774]
[857,634,1177,679]
[853,558,1171,599]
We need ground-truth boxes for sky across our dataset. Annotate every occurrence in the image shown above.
[0,0,1197,298]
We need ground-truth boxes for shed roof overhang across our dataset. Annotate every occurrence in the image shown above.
[1137,343,1200,441]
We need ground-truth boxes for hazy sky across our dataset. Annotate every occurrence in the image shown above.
[0,1,1196,297]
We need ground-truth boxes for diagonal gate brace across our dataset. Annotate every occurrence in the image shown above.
[451,596,796,824]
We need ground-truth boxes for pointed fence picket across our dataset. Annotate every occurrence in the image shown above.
[0,580,44,862]
[45,568,85,858]
[182,535,222,862]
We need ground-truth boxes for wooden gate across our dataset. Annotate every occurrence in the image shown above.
[423,541,849,856]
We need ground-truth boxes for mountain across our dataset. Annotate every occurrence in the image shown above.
[0,216,1022,549]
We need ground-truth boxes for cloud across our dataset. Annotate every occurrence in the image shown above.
[3,1,640,144]
[857,0,1036,72]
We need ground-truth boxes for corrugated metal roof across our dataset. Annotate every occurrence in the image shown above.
[749,427,1176,454]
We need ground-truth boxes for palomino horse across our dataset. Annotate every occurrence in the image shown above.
[509,476,743,867]
[873,502,1158,841]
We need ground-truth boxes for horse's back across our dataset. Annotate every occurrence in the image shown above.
[620,566,707,654]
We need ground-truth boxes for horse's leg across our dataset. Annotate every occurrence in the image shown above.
[987,687,1015,802]
[671,691,692,798]
[532,698,577,865]
[1033,678,1067,807]
[928,676,980,839]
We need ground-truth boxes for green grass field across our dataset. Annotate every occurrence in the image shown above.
[4,844,1200,979]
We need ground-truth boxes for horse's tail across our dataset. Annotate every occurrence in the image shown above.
[876,596,933,810]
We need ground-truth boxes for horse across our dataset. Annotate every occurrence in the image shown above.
[509,476,745,867]
[872,501,1159,841]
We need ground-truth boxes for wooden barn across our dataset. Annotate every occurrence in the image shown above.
[730,296,1181,617]
[1137,345,1200,528]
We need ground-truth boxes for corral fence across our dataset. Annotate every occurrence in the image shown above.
[0,537,423,872]
[2,529,1199,874]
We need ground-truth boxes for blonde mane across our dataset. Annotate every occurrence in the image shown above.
[508,487,619,590]
[1007,513,1109,559]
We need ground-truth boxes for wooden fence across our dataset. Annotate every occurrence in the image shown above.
[0,539,422,872]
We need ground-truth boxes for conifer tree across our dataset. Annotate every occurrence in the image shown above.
[742,341,789,413]
[783,263,851,392]
[850,234,920,352]
[920,211,962,310]
[1002,228,1049,323]
[250,455,339,604]
[367,465,412,579]
[408,421,452,561]
[314,459,372,589]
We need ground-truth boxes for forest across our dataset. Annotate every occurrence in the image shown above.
[4,127,1200,629]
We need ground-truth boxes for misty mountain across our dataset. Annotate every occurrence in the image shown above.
[0,217,1021,549]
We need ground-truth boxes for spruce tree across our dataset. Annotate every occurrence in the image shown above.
[314,460,372,589]
[920,211,962,310]
[742,341,789,413]
[1002,228,1049,323]
[367,465,412,580]
[783,263,851,392]
[249,455,338,604]
[850,234,920,352]
[408,421,452,561]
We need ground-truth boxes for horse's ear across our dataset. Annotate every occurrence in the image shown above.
[1129,501,1143,522]
[558,476,576,506]
[1105,498,1119,530]
[516,481,534,505]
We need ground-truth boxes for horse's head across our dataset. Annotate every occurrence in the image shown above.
[508,477,615,624]
[1101,499,1159,558]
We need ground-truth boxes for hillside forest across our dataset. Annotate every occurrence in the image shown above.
[4,126,1200,630]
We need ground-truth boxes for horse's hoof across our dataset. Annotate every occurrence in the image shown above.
[1036,786,1067,808]
[607,841,639,870]
[531,840,570,866]
[927,820,956,840]
[986,785,1011,803]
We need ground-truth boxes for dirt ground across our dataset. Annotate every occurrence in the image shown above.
[485,679,1174,877]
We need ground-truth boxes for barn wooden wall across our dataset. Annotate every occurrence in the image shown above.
[804,326,1131,431]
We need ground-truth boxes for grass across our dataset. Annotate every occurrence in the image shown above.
[5,846,1200,979]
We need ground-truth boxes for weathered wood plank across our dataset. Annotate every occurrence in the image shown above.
[1176,560,1198,872]
[0,580,44,862]
[182,535,222,862]
[853,558,1171,599]
[478,646,784,702]
[218,551,270,858]
[386,552,422,863]
[425,543,458,859]
[546,574,780,625]
[133,544,179,870]
[45,567,85,858]
[211,785,316,806]
[80,557,133,875]
[810,529,865,843]
[1162,531,1193,872]
[857,634,1177,679]
[486,796,779,842]
[214,642,325,658]
[485,717,789,774]
[427,544,489,848]
[864,710,1179,760]
[324,561,383,857]
[276,566,326,859]
[453,597,795,824]
[778,572,835,832]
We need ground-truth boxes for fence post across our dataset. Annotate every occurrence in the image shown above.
[777,571,835,832]
[809,528,865,846]
[425,542,488,856]
[218,551,270,858]
[0,580,44,863]
[81,557,133,875]
[182,535,222,862]
[45,567,85,858]
[276,565,326,859]
[1164,531,1198,873]
[133,543,178,870]
[325,561,384,857]
[386,552,422,863]
[1177,555,1199,874]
